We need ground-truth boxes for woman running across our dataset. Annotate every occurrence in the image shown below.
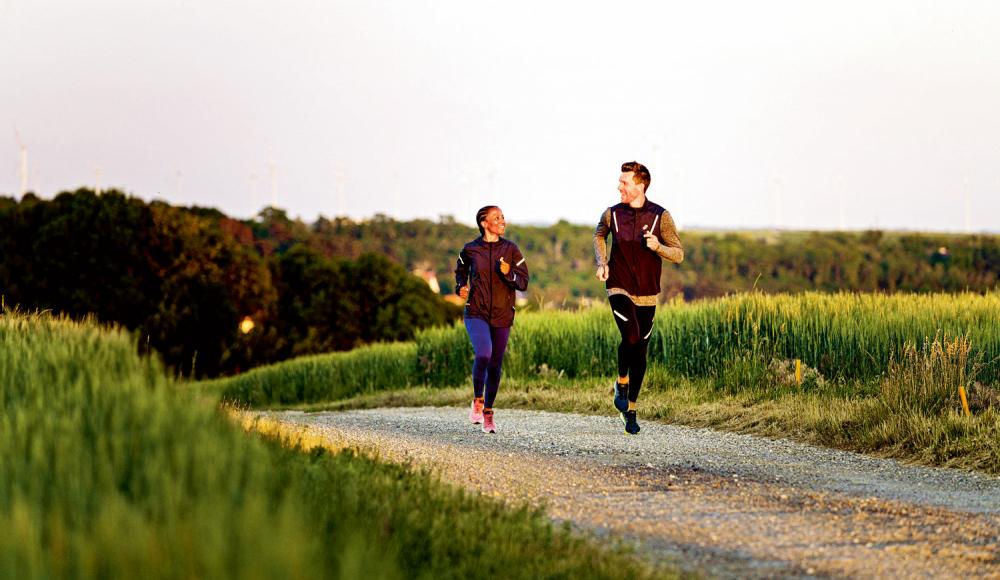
[454,205,529,433]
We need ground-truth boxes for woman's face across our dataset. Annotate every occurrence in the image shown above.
[482,207,506,237]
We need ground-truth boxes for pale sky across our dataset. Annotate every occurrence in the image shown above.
[3,0,1000,231]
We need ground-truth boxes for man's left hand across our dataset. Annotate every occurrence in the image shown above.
[643,230,660,251]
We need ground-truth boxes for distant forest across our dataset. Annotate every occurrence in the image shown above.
[251,201,999,304]
[2,188,999,377]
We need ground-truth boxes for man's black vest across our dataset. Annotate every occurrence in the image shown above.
[606,200,666,296]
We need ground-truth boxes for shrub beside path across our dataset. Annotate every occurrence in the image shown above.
[266,407,1000,579]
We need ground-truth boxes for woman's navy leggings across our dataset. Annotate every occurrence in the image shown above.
[464,317,511,408]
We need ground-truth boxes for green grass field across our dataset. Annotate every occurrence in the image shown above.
[201,291,1000,474]
[0,311,668,579]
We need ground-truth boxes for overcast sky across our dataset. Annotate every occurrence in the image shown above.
[3,0,999,231]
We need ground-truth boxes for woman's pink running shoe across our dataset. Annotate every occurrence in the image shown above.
[481,409,497,434]
[469,399,484,424]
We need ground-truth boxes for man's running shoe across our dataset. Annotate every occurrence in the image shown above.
[613,381,629,413]
[623,410,640,435]
[469,398,484,424]
[482,409,497,434]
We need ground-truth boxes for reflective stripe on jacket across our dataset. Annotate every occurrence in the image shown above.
[454,237,529,328]
[606,201,666,296]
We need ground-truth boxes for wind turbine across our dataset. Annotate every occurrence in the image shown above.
[963,177,971,234]
[837,174,846,231]
[771,174,784,230]
[391,170,400,218]
[249,170,259,215]
[13,128,28,197]
[268,152,278,209]
[333,162,345,218]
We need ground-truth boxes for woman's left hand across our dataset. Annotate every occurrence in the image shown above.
[498,257,511,275]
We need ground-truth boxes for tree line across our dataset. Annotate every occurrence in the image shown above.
[3,188,998,376]
[0,190,459,377]
[249,210,1000,306]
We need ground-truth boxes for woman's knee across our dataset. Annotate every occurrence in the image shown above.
[487,354,506,371]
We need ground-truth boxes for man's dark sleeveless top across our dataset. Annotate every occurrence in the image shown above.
[606,200,667,296]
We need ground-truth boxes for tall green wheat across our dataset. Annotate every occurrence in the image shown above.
[215,292,1000,406]
[1,311,659,579]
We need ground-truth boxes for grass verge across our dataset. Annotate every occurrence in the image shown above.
[1,310,671,579]
[206,293,1000,409]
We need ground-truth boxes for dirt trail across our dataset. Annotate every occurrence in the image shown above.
[266,407,1000,579]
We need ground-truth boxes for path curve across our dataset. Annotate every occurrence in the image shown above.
[267,407,1000,579]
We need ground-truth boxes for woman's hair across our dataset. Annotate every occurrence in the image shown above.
[476,205,499,236]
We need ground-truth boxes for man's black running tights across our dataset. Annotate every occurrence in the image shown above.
[608,294,656,403]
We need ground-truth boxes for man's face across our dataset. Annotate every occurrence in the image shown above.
[618,172,644,205]
[482,207,506,237]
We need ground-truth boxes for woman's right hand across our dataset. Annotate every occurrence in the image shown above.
[459,286,470,299]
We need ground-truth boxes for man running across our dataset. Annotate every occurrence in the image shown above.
[594,161,684,435]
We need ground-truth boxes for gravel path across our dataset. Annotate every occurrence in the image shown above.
[267,407,1000,579]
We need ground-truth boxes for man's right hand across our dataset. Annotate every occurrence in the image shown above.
[458,286,470,299]
[595,265,609,281]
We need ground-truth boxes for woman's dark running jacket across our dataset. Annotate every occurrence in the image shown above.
[455,237,528,328]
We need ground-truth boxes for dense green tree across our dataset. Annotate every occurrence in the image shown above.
[271,245,359,355]
[4,189,158,327]
[142,203,278,376]
[347,253,459,343]
[270,247,460,358]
